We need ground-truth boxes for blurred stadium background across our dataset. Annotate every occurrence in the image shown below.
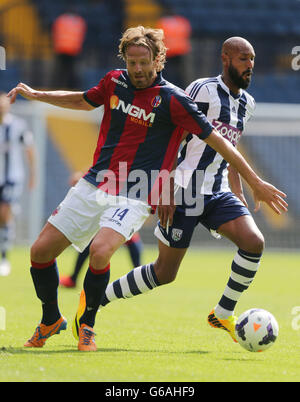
[0,0,299,250]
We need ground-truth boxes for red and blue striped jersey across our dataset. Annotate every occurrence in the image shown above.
[83,69,213,209]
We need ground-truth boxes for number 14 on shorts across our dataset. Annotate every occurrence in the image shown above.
[111,208,129,221]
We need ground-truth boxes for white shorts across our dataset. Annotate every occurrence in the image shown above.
[48,179,151,252]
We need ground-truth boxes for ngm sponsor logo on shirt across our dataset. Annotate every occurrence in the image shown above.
[212,119,242,146]
[110,95,156,127]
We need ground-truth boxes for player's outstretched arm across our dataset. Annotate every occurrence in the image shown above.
[7,82,94,111]
[228,165,248,208]
[157,150,180,229]
[205,129,288,215]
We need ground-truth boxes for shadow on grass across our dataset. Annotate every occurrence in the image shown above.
[220,354,263,362]
[0,346,211,356]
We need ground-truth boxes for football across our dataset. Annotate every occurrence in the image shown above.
[235,309,279,352]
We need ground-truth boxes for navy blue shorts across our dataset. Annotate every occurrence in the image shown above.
[154,192,250,248]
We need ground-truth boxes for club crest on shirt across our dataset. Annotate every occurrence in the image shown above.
[171,228,183,242]
[151,95,162,108]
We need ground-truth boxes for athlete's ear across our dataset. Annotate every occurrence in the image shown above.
[221,51,230,68]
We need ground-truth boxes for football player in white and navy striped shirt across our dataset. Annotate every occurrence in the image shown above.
[174,73,256,197]
[0,91,35,276]
[99,38,285,343]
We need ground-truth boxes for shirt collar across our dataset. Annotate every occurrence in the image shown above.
[217,74,242,99]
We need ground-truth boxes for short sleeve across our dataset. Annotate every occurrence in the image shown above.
[186,81,210,115]
[170,90,213,140]
[83,75,108,108]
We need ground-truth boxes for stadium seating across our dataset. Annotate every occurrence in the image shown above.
[158,0,300,36]
[242,135,300,217]
[1,0,299,103]
[249,74,300,104]
[32,0,124,46]
[0,62,21,93]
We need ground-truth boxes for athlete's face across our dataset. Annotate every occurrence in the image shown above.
[228,50,255,89]
[126,45,157,89]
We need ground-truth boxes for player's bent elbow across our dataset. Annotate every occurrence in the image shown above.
[81,101,95,111]
[80,96,95,111]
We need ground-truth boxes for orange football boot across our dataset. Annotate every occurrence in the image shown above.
[78,324,97,352]
[24,316,67,348]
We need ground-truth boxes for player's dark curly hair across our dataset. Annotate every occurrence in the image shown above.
[119,26,167,72]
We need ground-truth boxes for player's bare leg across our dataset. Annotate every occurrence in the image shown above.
[89,227,125,271]
[217,214,264,254]
[30,222,72,263]
[25,223,71,347]
[154,240,188,284]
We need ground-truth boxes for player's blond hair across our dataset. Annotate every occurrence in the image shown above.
[119,26,167,72]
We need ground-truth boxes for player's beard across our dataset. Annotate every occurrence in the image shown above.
[228,62,252,89]
[129,70,156,89]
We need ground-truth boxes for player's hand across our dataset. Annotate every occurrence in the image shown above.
[234,192,249,209]
[7,82,37,104]
[252,180,288,215]
[158,203,176,229]
[158,175,176,229]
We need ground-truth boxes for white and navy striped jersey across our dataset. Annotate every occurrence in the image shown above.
[175,75,256,194]
[0,113,33,186]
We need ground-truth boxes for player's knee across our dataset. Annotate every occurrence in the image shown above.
[30,241,53,263]
[253,231,265,253]
[89,240,114,268]
[245,231,265,254]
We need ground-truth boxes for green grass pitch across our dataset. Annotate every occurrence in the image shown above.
[0,245,299,382]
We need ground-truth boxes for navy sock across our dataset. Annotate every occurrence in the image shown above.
[80,265,110,328]
[30,259,61,326]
